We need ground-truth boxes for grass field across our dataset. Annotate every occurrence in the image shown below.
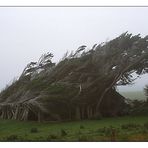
[0,116,148,142]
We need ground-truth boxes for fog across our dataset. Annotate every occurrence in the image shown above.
[0,7,148,91]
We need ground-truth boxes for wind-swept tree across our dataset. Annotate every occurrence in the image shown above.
[92,32,148,112]
[0,32,148,121]
[20,52,55,78]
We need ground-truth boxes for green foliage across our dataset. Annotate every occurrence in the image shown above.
[46,134,59,141]
[0,79,23,101]
[60,129,67,137]
[30,127,38,133]
[97,127,107,133]
[5,134,18,141]
[77,130,82,135]
[144,122,148,129]
[46,85,66,94]
[130,106,148,116]
[141,127,148,134]
[26,77,47,91]
[80,125,85,129]
[121,123,141,130]
[78,135,89,142]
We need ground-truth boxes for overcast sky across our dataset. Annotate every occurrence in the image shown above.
[0,7,148,92]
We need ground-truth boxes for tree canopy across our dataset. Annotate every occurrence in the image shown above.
[0,32,148,121]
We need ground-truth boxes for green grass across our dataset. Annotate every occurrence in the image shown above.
[0,116,148,141]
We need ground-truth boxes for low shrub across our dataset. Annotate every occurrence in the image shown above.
[105,127,113,136]
[143,122,148,129]
[80,125,85,129]
[78,135,89,142]
[61,129,67,137]
[78,130,82,135]
[6,134,18,141]
[98,126,119,141]
[47,134,59,141]
[97,127,106,133]
[121,123,141,130]
[30,127,38,133]
[141,128,148,134]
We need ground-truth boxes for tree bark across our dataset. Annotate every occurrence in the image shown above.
[75,106,81,120]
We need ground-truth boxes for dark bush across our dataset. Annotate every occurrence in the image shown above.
[130,107,148,116]
[61,129,67,137]
[6,135,18,141]
[77,130,82,135]
[144,122,148,129]
[98,126,118,141]
[30,127,38,133]
[97,127,106,133]
[141,128,148,134]
[47,134,58,141]
[80,125,85,129]
[121,123,141,130]
[104,127,112,136]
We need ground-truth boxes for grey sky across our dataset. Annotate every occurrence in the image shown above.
[0,7,148,91]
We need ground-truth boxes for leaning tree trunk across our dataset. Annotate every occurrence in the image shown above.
[96,53,148,112]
